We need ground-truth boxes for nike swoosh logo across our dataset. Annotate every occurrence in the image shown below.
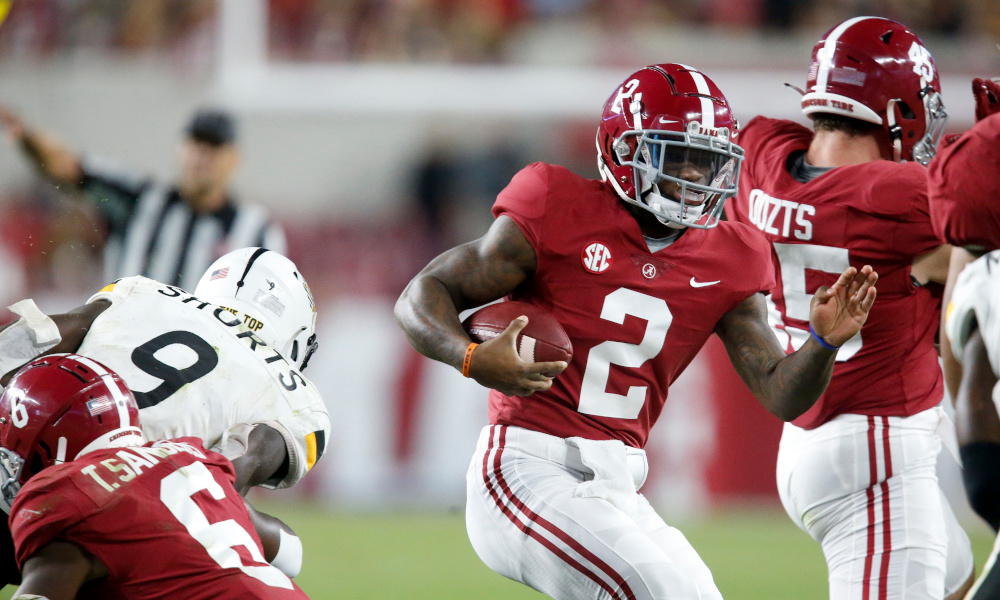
[658,117,679,124]
[690,277,721,288]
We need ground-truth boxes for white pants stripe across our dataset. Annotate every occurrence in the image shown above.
[481,425,635,600]
[777,407,974,600]
[862,416,892,600]
[467,424,723,600]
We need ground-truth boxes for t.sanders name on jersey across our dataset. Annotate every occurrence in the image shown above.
[747,189,815,241]
[80,440,206,494]
[155,285,309,392]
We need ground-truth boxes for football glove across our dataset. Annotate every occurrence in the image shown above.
[973,77,1000,122]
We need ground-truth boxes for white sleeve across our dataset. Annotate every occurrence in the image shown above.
[85,275,147,306]
[212,409,330,490]
[265,405,331,489]
[947,256,993,364]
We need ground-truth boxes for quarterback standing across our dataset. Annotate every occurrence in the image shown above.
[396,63,877,600]
[726,17,973,600]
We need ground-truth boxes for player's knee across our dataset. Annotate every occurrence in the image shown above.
[960,442,1000,532]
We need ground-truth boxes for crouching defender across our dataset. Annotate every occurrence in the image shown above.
[0,247,328,584]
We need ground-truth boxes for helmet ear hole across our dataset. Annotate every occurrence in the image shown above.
[29,451,45,478]
[897,101,915,120]
[290,340,299,362]
[601,133,620,166]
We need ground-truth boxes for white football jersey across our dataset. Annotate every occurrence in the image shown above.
[78,276,330,489]
[947,251,1000,415]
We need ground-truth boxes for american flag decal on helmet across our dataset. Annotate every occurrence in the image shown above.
[210,267,230,281]
[86,397,115,417]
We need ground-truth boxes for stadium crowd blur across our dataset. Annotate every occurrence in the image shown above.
[0,1,987,62]
[1,0,995,314]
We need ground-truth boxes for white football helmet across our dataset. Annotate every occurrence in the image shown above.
[195,248,318,371]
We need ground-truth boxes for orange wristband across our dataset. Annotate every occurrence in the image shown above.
[462,343,479,378]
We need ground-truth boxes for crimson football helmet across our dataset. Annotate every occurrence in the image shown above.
[0,354,142,511]
[597,63,744,229]
[800,16,946,165]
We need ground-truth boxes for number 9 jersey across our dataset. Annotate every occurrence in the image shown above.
[78,276,330,488]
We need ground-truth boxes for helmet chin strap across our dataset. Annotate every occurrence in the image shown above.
[886,99,903,162]
[641,183,703,229]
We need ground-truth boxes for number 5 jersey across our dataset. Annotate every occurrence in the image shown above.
[78,276,331,488]
[726,116,943,429]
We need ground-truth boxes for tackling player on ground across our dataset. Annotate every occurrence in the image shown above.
[725,16,973,600]
[0,247,328,584]
[396,62,877,600]
[0,354,310,600]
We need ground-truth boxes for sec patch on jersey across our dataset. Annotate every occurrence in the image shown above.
[462,301,573,370]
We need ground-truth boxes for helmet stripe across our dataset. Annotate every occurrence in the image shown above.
[103,374,132,430]
[816,16,875,93]
[70,355,132,430]
[56,436,67,465]
[678,64,714,129]
[235,247,270,298]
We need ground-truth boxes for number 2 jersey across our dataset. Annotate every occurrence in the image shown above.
[10,438,309,599]
[490,162,775,448]
[726,117,943,429]
[78,276,330,488]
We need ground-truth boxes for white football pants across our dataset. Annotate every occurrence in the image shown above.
[466,424,723,600]
[776,407,973,600]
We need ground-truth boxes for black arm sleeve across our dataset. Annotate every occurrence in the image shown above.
[78,157,152,234]
[960,441,1000,532]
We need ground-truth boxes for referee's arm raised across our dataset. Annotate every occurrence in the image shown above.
[0,104,83,189]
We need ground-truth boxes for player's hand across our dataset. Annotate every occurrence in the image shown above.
[0,104,24,142]
[468,316,568,397]
[808,265,878,348]
[973,78,1000,122]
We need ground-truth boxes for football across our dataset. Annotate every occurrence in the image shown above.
[462,301,573,368]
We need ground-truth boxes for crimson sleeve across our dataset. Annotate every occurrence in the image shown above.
[929,114,1000,250]
[10,475,86,569]
[492,162,552,256]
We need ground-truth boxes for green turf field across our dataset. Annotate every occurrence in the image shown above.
[1,505,994,599]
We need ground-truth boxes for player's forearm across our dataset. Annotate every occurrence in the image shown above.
[394,274,474,372]
[758,338,838,420]
[718,294,837,421]
[18,127,83,189]
[244,500,302,577]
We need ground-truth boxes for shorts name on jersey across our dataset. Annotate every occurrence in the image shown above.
[155,285,309,392]
[747,189,815,241]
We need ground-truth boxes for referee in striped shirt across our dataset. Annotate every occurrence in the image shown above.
[0,106,286,291]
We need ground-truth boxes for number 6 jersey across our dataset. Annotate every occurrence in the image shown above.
[77,276,330,488]
[726,117,944,429]
[10,438,309,599]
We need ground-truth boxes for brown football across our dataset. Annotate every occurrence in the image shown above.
[462,301,573,367]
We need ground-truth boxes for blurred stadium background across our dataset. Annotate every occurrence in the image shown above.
[0,1,997,598]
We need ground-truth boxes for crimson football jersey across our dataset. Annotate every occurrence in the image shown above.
[10,437,308,600]
[929,113,1000,250]
[727,117,943,429]
[490,162,775,448]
